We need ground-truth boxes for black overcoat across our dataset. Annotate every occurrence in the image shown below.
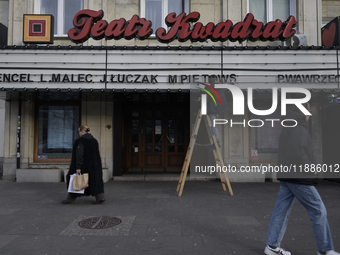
[276,110,317,185]
[66,133,104,196]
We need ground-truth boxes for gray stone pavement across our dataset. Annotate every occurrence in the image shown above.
[0,179,339,255]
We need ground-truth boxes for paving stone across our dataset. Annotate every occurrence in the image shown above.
[0,235,19,249]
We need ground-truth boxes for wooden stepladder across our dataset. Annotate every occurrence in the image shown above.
[176,109,234,197]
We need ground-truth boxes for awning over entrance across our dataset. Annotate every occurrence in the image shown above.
[1,45,340,91]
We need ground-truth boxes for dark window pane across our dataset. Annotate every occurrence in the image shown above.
[146,110,152,118]
[38,105,79,159]
[177,145,185,153]
[64,0,82,34]
[168,120,175,144]
[41,0,58,34]
[168,0,183,15]
[145,0,162,30]
[177,120,185,143]
[251,106,281,160]
[249,0,266,22]
[132,119,139,143]
[155,111,162,118]
[146,120,153,143]
[273,0,290,21]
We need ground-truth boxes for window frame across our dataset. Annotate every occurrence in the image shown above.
[248,104,282,164]
[34,0,83,37]
[140,0,189,35]
[247,0,296,23]
[34,100,81,162]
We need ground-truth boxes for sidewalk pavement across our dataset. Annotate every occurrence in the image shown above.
[0,179,339,255]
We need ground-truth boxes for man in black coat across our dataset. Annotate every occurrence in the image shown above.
[264,104,339,255]
[62,125,105,204]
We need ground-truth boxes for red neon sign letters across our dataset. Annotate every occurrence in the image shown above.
[68,9,297,44]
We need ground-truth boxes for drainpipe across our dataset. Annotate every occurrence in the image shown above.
[16,93,21,169]
[220,46,224,78]
[337,49,339,90]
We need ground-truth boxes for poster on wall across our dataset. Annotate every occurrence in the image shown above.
[47,107,73,150]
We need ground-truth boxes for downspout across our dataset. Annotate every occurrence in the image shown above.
[105,48,108,89]
[16,92,21,169]
[221,47,224,78]
[337,49,339,89]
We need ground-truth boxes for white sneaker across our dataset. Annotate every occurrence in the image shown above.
[264,245,291,255]
[317,251,340,255]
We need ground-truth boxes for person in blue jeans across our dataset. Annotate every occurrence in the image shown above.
[264,104,339,255]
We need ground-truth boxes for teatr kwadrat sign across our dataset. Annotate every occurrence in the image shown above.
[68,10,297,44]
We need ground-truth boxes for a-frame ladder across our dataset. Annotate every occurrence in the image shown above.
[176,109,233,196]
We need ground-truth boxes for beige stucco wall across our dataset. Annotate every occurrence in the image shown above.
[1,92,113,181]
[0,92,5,175]
[6,0,324,47]
[81,96,114,178]
[322,0,340,24]
[297,0,323,46]
[0,1,326,181]
[3,99,18,180]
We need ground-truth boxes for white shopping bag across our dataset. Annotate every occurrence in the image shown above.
[68,174,85,194]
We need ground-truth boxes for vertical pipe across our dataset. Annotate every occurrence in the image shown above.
[221,46,224,78]
[113,93,122,176]
[105,49,108,89]
[337,49,339,89]
[16,92,21,169]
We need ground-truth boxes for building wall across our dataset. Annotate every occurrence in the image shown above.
[0,1,329,181]
[0,92,5,176]
[297,0,322,46]
[0,0,9,27]
[3,99,18,180]
[6,0,323,47]
[322,0,340,24]
[81,97,114,178]
[2,93,113,181]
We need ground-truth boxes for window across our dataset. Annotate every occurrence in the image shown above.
[249,105,282,162]
[35,102,80,161]
[34,0,83,36]
[248,0,296,23]
[0,0,9,27]
[141,0,189,34]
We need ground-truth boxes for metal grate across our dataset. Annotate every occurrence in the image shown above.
[78,216,122,229]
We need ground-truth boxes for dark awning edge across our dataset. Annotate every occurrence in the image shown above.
[0,87,192,92]
[0,45,339,51]
[1,87,339,93]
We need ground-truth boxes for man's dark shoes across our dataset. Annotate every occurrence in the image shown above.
[93,199,106,204]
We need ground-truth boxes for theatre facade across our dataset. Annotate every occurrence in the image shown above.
[0,0,339,182]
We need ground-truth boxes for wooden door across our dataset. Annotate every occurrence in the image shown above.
[127,108,189,172]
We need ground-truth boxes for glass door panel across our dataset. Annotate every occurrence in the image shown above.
[130,110,141,168]
[144,109,164,170]
[125,95,189,173]
[165,110,187,170]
